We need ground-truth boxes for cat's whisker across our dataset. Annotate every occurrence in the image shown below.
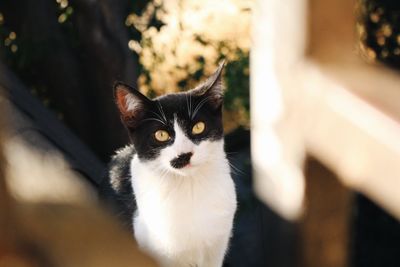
[190,93,193,118]
[226,152,247,174]
[185,94,189,117]
[148,110,166,124]
[156,101,168,123]
[185,93,192,119]
[142,117,167,125]
[192,98,207,119]
[191,96,212,119]
[228,161,245,175]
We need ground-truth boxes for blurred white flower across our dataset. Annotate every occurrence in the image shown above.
[131,0,253,93]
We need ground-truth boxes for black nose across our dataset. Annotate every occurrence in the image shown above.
[170,152,193,169]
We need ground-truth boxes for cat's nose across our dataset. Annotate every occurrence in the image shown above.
[170,152,193,169]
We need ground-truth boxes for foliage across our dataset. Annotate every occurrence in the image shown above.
[357,0,400,68]
[127,0,253,130]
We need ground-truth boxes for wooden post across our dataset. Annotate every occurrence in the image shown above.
[299,159,352,267]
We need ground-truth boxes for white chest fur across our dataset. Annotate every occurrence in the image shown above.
[130,140,236,267]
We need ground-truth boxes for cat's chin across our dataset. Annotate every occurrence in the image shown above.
[166,165,196,178]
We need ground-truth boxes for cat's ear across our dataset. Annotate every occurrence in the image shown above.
[114,82,150,129]
[191,61,225,109]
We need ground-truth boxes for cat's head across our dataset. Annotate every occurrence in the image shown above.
[114,63,226,176]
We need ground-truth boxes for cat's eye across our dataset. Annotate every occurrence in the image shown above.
[154,130,170,142]
[192,121,205,135]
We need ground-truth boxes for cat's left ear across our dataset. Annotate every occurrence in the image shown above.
[191,61,225,110]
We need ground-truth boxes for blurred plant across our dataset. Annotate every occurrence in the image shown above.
[0,13,19,66]
[127,0,253,130]
[356,0,400,68]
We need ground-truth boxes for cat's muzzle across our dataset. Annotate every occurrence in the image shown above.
[170,152,193,169]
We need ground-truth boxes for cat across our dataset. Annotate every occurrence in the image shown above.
[104,63,237,267]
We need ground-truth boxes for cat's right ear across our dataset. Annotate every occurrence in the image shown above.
[114,82,150,129]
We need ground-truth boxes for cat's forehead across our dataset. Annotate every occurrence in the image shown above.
[154,92,200,118]
[156,92,187,105]
[156,92,194,105]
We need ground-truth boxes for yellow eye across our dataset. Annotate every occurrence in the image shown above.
[154,130,170,142]
[192,121,205,135]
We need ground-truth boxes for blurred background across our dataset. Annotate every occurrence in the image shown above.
[0,0,400,266]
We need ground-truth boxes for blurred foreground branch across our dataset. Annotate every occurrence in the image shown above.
[0,94,156,266]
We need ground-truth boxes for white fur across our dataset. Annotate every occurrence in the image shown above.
[131,121,237,267]
[125,94,142,112]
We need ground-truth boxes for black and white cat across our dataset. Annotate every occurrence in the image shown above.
[106,63,237,267]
